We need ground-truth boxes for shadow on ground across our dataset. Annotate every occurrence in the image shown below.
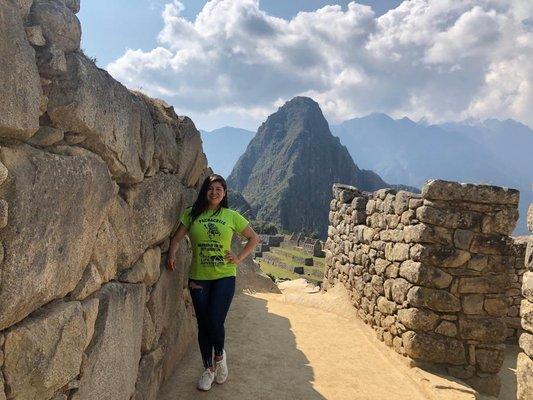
[157,293,326,400]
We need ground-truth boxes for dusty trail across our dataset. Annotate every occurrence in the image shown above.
[158,281,500,400]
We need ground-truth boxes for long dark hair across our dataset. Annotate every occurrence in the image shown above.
[190,174,229,223]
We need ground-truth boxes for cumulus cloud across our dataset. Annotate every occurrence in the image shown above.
[108,0,533,129]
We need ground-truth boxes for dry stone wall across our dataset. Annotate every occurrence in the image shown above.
[0,1,209,399]
[324,180,520,396]
[517,207,533,399]
[507,239,527,341]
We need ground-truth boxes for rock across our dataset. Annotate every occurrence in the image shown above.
[47,53,155,184]
[111,174,193,269]
[481,208,519,235]
[453,229,474,250]
[3,301,86,400]
[407,286,461,312]
[422,179,519,205]
[411,244,470,268]
[402,331,466,365]
[435,321,457,337]
[14,0,34,18]
[391,243,410,261]
[332,183,361,203]
[131,348,164,400]
[416,205,481,230]
[63,131,86,144]
[528,204,533,232]
[72,282,145,400]
[0,145,114,331]
[142,306,156,353]
[153,123,180,173]
[81,298,99,350]
[457,274,508,294]
[70,263,103,300]
[484,297,508,316]
[470,232,513,255]
[397,308,439,331]
[0,374,5,400]
[0,0,42,139]
[65,0,81,13]
[90,218,119,282]
[391,278,412,304]
[476,348,504,373]
[28,125,64,146]
[377,296,396,315]
[29,0,81,52]
[462,294,485,315]
[517,352,533,400]
[0,200,7,229]
[458,317,507,343]
[36,43,67,76]
[403,223,453,245]
[25,25,46,46]
[519,333,533,358]
[523,271,533,302]
[119,247,161,286]
[399,260,452,289]
[521,299,533,333]
[0,161,7,186]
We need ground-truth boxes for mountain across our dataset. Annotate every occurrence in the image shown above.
[200,127,254,178]
[227,97,390,238]
[331,115,533,234]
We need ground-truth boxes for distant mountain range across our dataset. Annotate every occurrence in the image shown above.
[330,114,533,234]
[200,127,254,178]
[226,97,391,237]
[201,111,533,235]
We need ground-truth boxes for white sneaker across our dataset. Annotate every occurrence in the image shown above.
[197,368,215,391]
[215,350,228,384]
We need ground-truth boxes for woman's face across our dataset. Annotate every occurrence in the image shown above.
[207,181,225,207]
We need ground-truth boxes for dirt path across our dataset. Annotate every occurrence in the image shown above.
[159,280,507,400]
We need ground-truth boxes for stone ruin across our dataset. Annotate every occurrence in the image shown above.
[286,232,324,257]
[324,180,522,396]
[517,206,533,399]
[0,1,210,399]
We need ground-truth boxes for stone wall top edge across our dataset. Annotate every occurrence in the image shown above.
[422,179,519,206]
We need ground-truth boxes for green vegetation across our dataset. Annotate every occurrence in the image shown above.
[257,260,301,281]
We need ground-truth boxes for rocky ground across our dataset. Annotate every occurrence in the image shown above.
[158,280,517,399]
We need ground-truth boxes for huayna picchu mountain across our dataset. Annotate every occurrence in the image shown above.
[227,97,390,237]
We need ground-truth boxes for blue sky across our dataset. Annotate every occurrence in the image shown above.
[78,1,533,131]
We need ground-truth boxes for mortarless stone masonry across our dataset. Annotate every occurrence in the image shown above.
[517,205,533,399]
[324,180,520,396]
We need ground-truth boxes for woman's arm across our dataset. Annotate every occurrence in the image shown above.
[166,223,188,271]
[226,225,261,264]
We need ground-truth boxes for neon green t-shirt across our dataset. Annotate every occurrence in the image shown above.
[179,207,249,280]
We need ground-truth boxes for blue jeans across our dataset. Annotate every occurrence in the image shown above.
[188,276,236,368]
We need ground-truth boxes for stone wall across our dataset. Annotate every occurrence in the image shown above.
[507,239,527,341]
[0,1,208,399]
[324,180,519,396]
[517,206,533,399]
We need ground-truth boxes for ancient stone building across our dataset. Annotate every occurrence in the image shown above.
[324,180,520,396]
[0,1,209,399]
[517,205,533,399]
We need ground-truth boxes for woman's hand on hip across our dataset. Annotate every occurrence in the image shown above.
[166,253,177,271]
[225,250,240,264]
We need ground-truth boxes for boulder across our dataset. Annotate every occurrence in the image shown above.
[3,301,85,400]
[458,317,507,343]
[47,53,155,184]
[399,260,452,289]
[422,179,519,205]
[72,283,145,400]
[0,0,42,139]
[29,0,81,52]
[0,145,114,330]
[407,286,461,312]
[119,247,161,286]
[402,331,466,365]
[397,308,439,331]
[517,353,533,400]
[153,123,179,173]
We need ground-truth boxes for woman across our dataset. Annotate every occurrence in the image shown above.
[166,174,260,391]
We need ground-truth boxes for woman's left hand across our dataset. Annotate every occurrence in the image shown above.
[225,250,241,264]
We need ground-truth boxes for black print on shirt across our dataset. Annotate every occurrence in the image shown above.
[203,222,221,240]
[198,241,225,267]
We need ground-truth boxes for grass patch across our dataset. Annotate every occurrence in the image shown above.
[257,260,301,280]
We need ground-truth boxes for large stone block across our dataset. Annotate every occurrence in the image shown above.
[0,0,42,139]
[422,179,519,205]
[523,271,533,302]
[72,282,146,400]
[407,286,461,312]
[476,348,504,373]
[459,317,507,343]
[403,223,452,245]
[397,308,439,331]
[29,0,81,52]
[522,299,533,333]
[517,352,533,400]
[131,348,164,400]
[416,205,482,230]
[402,331,466,365]
[470,232,513,255]
[399,260,452,289]
[0,145,114,330]
[457,274,508,294]
[3,301,86,400]
[47,53,155,183]
[110,174,194,269]
[410,244,470,268]
[527,203,533,232]
[153,123,179,173]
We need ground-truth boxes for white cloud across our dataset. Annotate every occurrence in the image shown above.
[108,0,533,129]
